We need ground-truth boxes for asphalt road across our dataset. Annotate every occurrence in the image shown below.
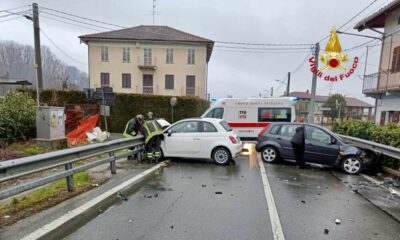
[66,149,400,240]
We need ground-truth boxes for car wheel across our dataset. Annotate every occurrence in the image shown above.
[212,147,231,165]
[261,146,278,163]
[341,156,363,174]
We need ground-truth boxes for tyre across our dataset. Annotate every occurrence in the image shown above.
[212,147,231,165]
[261,146,278,163]
[341,156,363,174]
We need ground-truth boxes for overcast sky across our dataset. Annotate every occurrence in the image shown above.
[0,0,390,103]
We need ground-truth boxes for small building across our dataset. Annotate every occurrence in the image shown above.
[0,79,32,97]
[354,0,400,125]
[79,25,214,99]
[288,91,373,123]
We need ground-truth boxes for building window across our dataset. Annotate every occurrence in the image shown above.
[100,73,110,87]
[165,74,174,89]
[187,49,195,64]
[166,48,174,64]
[123,47,130,62]
[144,48,152,65]
[101,46,108,61]
[143,74,153,94]
[186,75,195,96]
[122,73,131,88]
[391,46,400,73]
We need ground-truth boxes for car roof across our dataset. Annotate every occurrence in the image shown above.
[174,117,222,124]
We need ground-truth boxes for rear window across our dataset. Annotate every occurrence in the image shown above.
[269,125,281,135]
[220,121,232,131]
[258,108,291,122]
[279,124,301,137]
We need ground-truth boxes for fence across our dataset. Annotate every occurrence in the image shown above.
[339,134,400,162]
[0,137,144,200]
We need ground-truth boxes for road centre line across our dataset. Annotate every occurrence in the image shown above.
[258,157,285,240]
[20,162,167,240]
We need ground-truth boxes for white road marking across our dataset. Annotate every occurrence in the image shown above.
[258,158,285,240]
[20,162,167,240]
[360,173,400,197]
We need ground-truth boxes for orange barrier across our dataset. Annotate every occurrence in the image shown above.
[66,113,100,146]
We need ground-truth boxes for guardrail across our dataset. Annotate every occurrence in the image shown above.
[339,134,400,160]
[0,137,144,200]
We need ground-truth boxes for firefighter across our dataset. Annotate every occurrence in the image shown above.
[123,114,145,138]
[123,114,145,160]
[141,113,163,163]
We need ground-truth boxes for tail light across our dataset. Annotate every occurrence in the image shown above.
[229,135,237,144]
[258,125,270,139]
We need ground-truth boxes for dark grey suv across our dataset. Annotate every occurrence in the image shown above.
[255,123,371,174]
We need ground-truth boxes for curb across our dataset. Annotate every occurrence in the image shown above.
[20,161,167,240]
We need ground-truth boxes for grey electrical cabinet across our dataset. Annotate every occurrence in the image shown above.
[36,106,65,139]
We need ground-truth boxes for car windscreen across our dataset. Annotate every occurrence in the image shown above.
[220,121,232,131]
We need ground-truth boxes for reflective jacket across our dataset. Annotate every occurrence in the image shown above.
[123,118,141,138]
[141,120,163,144]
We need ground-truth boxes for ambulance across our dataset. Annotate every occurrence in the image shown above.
[201,97,297,140]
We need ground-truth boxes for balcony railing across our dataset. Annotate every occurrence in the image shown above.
[137,56,157,70]
[362,72,378,93]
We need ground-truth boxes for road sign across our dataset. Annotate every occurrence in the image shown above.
[170,97,177,107]
[100,105,110,116]
[97,99,115,106]
[320,107,332,111]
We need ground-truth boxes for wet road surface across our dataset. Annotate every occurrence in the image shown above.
[66,150,400,240]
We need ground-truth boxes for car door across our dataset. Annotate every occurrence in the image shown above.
[274,124,301,159]
[163,121,201,157]
[196,121,220,158]
[304,126,339,165]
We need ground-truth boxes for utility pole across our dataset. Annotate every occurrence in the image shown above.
[152,0,156,25]
[286,72,291,96]
[308,42,320,123]
[32,3,43,92]
[270,86,273,97]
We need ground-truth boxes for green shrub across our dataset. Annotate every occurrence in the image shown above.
[332,120,376,140]
[21,89,210,133]
[0,91,36,142]
[333,120,400,169]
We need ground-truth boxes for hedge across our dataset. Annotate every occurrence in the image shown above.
[22,89,210,132]
[333,120,400,170]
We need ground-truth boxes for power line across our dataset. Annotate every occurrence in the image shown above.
[215,40,312,47]
[40,11,116,31]
[0,16,22,23]
[39,28,88,66]
[0,9,31,18]
[41,15,106,32]
[39,6,126,29]
[343,39,378,52]
[318,0,379,43]
[291,51,312,73]
[215,45,311,50]
[0,5,30,13]
[214,49,311,54]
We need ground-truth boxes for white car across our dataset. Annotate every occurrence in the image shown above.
[161,118,242,165]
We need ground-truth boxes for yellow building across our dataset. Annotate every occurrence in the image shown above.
[79,25,214,99]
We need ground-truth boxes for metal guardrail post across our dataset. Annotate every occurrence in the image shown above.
[65,163,74,192]
[109,151,116,174]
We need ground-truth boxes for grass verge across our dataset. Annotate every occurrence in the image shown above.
[0,172,106,228]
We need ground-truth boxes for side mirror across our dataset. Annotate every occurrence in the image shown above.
[330,137,337,145]
[167,129,172,137]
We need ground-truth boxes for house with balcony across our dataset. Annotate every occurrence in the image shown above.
[355,0,400,125]
[288,91,373,123]
[79,25,214,99]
